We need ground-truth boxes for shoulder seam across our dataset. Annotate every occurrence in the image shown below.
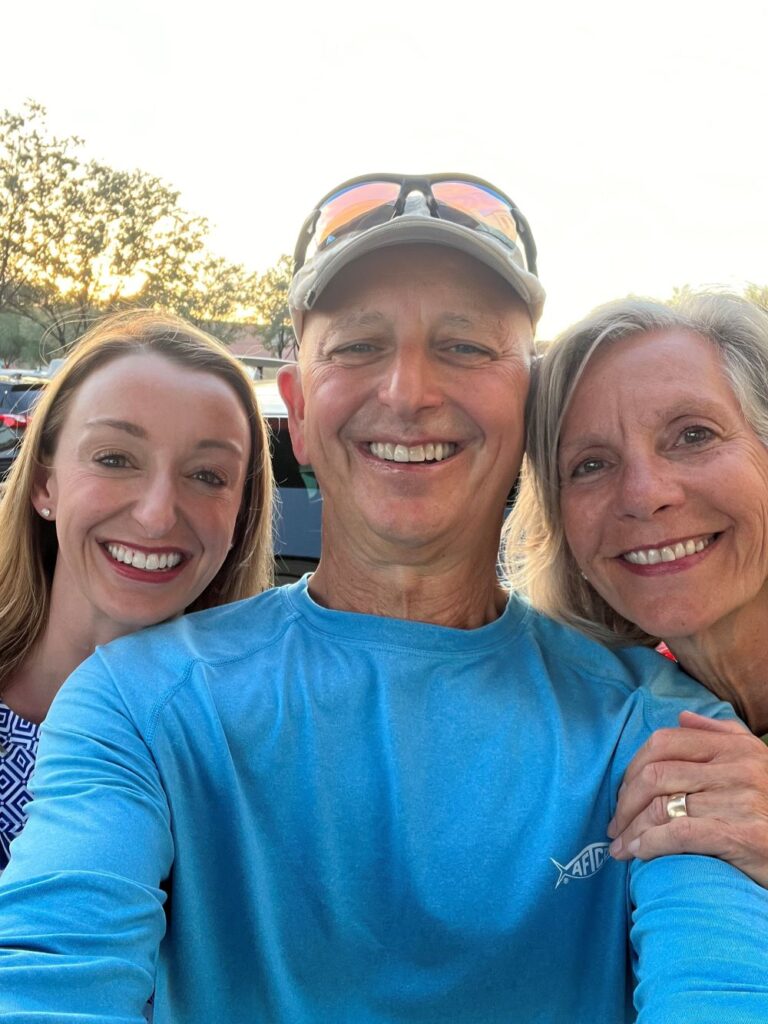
[141,602,304,746]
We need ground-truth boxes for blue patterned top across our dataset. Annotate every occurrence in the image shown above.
[0,700,40,873]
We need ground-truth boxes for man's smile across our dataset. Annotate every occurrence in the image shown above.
[367,441,459,463]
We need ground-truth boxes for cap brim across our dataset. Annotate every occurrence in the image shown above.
[289,215,546,339]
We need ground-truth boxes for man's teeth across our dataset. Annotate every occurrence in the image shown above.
[106,544,183,571]
[369,442,457,463]
[623,536,713,565]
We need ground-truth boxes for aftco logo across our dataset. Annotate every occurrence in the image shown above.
[550,842,611,889]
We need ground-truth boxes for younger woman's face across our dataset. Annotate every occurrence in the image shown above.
[35,351,252,639]
[558,329,768,641]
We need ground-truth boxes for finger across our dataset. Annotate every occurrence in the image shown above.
[609,754,759,837]
[678,710,751,734]
[610,750,768,838]
[610,760,726,836]
[610,787,750,853]
[622,725,757,788]
[623,819,768,888]
[610,792,691,857]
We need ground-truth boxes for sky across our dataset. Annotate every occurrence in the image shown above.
[2,0,766,339]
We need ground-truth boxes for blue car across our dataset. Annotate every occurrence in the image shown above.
[253,378,322,583]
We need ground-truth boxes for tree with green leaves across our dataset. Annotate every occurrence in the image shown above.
[0,101,268,350]
[745,283,768,313]
[670,282,768,314]
[0,313,43,367]
[0,101,79,316]
[143,252,260,343]
[253,255,294,358]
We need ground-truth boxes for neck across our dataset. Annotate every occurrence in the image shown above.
[1,572,132,724]
[310,535,507,630]
[666,598,768,735]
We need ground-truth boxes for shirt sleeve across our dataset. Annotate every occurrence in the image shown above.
[0,654,174,1021]
[614,663,768,1018]
[630,854,768,1021]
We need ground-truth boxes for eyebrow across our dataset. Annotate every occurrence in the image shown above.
[329,311,387,329]
[559,397,736,454]
[324,310,491,337]
[85,417,147,438]
[84,418,246,455]
[439,313,476,330]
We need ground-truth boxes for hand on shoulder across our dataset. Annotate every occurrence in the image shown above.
[608,711,768,888]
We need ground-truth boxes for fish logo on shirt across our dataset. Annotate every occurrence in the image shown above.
[550,842,611,889]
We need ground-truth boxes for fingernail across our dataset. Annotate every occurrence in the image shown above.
[627,839,640,855]
[609,838,622,856]
[606,821,617,839]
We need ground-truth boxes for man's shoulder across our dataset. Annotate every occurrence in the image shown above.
[516,596,731,718]
[98,583,299,677]
[515,596,659,686]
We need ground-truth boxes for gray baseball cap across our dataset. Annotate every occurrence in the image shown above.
[289,187,546,339]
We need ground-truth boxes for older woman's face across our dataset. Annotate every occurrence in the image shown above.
[558,328,768,641]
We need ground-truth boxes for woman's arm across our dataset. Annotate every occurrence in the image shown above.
[609,711,768,887]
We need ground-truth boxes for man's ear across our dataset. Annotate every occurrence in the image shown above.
[30,462,57,520]
[277,364,310,466]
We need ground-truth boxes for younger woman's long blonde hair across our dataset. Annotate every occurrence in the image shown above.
[0,309,274,690]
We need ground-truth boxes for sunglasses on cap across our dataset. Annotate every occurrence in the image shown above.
[293,173,539,277]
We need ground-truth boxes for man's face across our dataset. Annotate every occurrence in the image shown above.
[278,244,533,559]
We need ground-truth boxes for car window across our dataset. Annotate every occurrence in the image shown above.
[0,424,20,455]
[0,383,45,415]
[253,378,322,565]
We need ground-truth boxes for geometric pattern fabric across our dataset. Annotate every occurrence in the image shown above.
[0,701,40,872]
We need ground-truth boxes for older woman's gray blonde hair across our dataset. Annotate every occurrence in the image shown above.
[502,291,768,648]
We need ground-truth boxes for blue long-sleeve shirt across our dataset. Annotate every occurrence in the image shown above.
[0,579,766,1022]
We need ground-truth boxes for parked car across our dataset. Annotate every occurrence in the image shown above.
[0,373,46,479]
[253,377,322,583]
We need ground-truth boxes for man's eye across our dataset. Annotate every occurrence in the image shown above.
[332,342,379,357]
[444,342,490,358]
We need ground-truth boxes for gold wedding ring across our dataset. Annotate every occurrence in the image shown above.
[666,792,688,819]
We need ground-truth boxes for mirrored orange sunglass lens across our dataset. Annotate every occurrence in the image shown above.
[314,182,401,249]
[431,182,518,244]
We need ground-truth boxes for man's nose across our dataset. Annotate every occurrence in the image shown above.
[131,474,179,538]
[377,347,443,417]
[615,455,685,520]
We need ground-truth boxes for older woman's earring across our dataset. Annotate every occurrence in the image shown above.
[41,508,52,518]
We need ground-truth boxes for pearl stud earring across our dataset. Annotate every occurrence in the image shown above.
[41,508,51,518]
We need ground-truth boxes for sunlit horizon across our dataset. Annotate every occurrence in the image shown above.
[2,0,765,342]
